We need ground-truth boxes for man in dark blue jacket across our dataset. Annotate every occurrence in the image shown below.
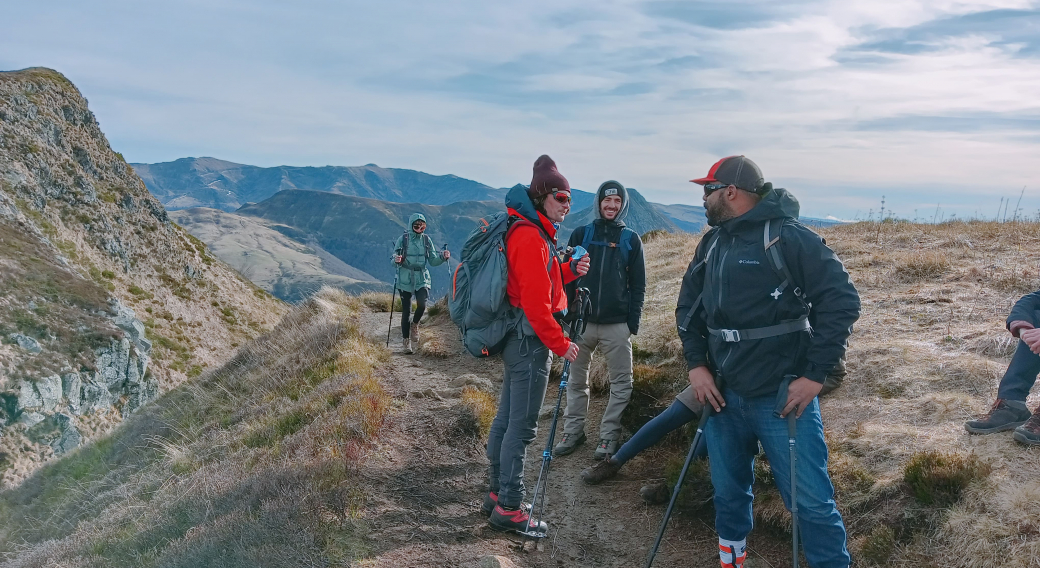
[965,289,1040,444]
[677,156,859,568]
[553,181,646,460]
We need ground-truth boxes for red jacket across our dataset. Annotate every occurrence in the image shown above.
[505,208,579,356]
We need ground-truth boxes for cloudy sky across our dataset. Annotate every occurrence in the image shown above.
[3,0,1039,219]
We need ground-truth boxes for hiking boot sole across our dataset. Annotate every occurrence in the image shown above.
[965,421,1026,434]
[1013,430,1040,446]
[488,520,547,538]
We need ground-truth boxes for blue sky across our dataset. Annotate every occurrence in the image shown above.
[3,0,1039,220]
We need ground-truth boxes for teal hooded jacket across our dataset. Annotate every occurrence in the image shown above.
[391,213,446,292]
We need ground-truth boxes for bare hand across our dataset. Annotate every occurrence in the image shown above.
[394,255,403,264]
[781,377,823,418]
[563,342,579,362]
[575,255,591,276]
[1022,328,1040,355]
[442,250,451,260]
[689,366,723,412]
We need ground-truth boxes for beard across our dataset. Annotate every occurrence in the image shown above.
[705,198,735,226]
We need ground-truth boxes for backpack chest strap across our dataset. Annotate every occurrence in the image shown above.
[708,315,810,343]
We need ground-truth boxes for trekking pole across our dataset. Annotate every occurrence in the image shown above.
[645,389,719,568]
[521,286,591,539]
[789,411,799,568]
[386,271,399,348]
[442,244,451,299]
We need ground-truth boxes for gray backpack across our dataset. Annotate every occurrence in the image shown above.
[449,213,552,357]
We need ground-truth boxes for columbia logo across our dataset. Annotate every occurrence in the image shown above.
[738,259,760,265]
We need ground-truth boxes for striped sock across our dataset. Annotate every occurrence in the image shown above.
[719,537,747,568]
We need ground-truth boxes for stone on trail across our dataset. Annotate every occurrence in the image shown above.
[479,556,516,568]
[8,333,41,354]
[449,374,494,392]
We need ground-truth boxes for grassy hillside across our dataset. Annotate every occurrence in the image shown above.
[237,190,503,294]
[171,208,386,302]
[619,220,1040,567]
[0,68,285,487]
[0,289,391,567]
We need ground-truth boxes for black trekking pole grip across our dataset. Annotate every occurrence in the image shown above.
[645,379,721,568]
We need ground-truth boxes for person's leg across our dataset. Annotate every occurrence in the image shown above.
[412,287,429,323]
[752,397,850,568]
[612,400,698,466]
[560,323,599,437]
[486,348,515,495]
[496,334,552,508]
[997,339,1040,401]
[597,323,634,443]
[966,339,1040,433]
[399,290,413,338]
[706,389,759,568]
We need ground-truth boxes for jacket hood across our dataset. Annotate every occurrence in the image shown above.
[408,213,427,233]
[505,184,559,240]
[722,186,800,231]
[506,184,542,226]
[594,180,629,225]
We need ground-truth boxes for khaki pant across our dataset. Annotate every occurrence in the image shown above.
[562,322,633,441]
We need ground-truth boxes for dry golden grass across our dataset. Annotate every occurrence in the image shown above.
[0,287,392,566]
[633,220,1040,566]
[460,386,498,440]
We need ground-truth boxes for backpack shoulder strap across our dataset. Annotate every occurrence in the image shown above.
[677,229,722,332]
[423,233,434,259]
[581,224,595,251]
[620,228,635,265]
[763,219,807,305]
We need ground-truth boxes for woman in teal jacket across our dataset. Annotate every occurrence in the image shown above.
[392,213,449,353]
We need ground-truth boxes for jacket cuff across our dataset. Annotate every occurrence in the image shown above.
[685,355,709,370]
[1009,320,1035,338]
[801,368,827,384]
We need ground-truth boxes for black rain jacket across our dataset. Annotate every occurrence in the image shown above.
[675,187,861,398]
[1008,289,1040,331]
[566,182,646,334]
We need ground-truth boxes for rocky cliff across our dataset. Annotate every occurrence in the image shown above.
[0,68,285,486]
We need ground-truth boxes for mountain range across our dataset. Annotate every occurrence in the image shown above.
[131,157,508,211]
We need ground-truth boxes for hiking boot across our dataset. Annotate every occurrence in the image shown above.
[581,458,622,485]
[640,481,671,505]
[1013,410,1040,446]
[400,335,413,354]
[593,439,619,461]
[964,399,1030,434]
[553,432,586,456]
[489,504,548,536]
[480,491,498,516]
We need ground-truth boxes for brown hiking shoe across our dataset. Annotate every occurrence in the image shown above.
[965,399,1030,434]
[1013,409,1040,446]
[581,458,622,485]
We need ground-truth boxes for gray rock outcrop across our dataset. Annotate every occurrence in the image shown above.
[8,334,41,354]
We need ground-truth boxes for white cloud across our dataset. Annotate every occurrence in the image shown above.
[2,0,1038,219]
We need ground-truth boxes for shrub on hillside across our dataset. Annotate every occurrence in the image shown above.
[903,450,990,507]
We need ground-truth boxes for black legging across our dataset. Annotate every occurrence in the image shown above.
[399,287,429,338]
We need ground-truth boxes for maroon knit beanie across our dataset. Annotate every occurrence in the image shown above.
[529,155,570,199]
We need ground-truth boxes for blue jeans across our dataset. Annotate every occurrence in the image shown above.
[996,339,1040,402]
[486,332,551,508]
[612,400,705,465]
[707,389,849,568]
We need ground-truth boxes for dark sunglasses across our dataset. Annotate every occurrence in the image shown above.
[412,222,426,229]
[703,182,731,197]
[551,191,572,205]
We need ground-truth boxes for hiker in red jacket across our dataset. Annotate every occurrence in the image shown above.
[484,155,590,535]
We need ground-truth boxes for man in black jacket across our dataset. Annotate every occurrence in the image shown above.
[965,289,1040,444]
[554,181,646,460]
[677,156,859,568]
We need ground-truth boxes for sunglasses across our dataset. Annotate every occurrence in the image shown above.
[551,191,572,205]
[703,182,731,197]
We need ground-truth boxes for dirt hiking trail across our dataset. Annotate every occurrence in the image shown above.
[356,311,793,568]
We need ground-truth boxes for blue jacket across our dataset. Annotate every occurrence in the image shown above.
[391,213,446,293]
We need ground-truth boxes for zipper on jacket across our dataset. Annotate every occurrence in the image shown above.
[715,235,732,317]
[594,225,608,320]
